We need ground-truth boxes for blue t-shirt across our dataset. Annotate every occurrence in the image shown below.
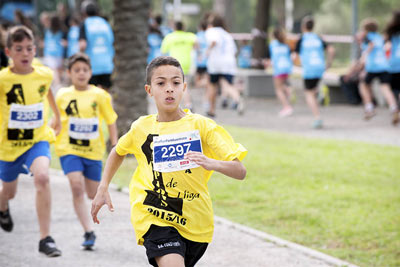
[269,40,292,76]
[147,32,163,64]
[81,16,114,75]
[389,34,400,73]
[44,30,64,58]
[67,25,80,58]
[362,32,388,73]
[238,44,252,69]
[296,32,326,79]
[196,30,208,68]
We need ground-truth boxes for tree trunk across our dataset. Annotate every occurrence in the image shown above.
[252,0,271,69]
[112,0,149,135]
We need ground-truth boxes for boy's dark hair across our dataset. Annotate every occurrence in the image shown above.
[385,10,400,39]
[362,18,378,32]
[208,13,226,30]
[302,16,314,31]
[50,14,62,33]
[146,56,184,85]
[273,27,285,43]
[81,1,98,16]
[68,52,91,70]
[175,21,184,31]
[155,15,163,25]
[6,25,34,48]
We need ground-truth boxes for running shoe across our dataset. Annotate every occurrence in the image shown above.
[278,107,293,117]
[391,110,399,125]
[364,109,376,120]
[82,231,96,250]
[221,99,229,109]
[312,119,323,129]
[0,207,13,232]
[39,236,62,257]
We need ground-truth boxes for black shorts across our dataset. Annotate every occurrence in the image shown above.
[89,74,112,89]
[196,67,207,75]
[304,78,320,90]
[209,73,234,84]
[364,72,390,85]
[143,224,208,267]
[390,72,400,91]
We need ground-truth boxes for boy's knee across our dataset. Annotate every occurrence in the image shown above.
[70,181,85,198]
[34,172,50,190]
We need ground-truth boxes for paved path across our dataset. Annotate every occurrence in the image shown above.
[2,86,392,267]
[0,171,336,267]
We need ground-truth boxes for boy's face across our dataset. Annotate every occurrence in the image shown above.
[145,65,186,114]
[6,38,35,74]
[68,61,92,89]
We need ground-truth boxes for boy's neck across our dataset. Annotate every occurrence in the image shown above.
[74,84,90,91]
[11,66,34,75]
[157,109,186,122]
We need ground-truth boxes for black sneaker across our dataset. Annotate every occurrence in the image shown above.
[39,236,62,257]
[81,231,96,250]
[0,208,13,232]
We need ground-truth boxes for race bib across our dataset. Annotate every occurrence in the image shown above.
[8,103,44,129]
[68,117,99,140]
[153,130,202,173]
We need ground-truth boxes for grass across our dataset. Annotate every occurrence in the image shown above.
[50,125,400,267]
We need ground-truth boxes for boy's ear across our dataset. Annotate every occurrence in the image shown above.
[4,47,10,57]
[145,84,152,96]
[183,82,187,92]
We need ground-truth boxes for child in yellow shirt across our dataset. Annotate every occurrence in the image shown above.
[91,56,247,267]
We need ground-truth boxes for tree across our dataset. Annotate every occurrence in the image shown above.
[112,0,149,134]
[252,0,271,68]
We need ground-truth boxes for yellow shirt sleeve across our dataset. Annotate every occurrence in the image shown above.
[99,91,117,125]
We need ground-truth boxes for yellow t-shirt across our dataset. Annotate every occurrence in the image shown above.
[0,66,55,161]
[55,85,117,160]
[116,110,247,245]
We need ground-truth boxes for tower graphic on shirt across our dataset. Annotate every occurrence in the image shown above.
[7,84,33,140]
[65,99,89,147]
[141,134,183,215]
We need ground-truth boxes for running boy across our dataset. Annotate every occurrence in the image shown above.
[265,27,294,117]
[55,53,118,250]
[292,16,335,129]
[358,18,399,124]
[0,25,62,257]
[91,56,247,267]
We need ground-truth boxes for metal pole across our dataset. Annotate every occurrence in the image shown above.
[351,0,359,60]
[174,0,181,21]
[285,0,293,32]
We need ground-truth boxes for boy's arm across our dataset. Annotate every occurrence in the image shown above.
[47,89,61,135]
[91,147,125,224]
[107,122,118,147]
[184,151,246,180]
[325,44,335,69]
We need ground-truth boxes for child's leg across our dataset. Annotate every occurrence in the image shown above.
[0,180,18,210]
[304,89,320,119]
[359,82,373,106]
[274,77,291,110]
[67,171,93,232]
[206,80,218,115]
[220,78,240,103]
[85,178,100,200]
[380,83,398,111]
[155,254,185,267]
[30,156,52,239]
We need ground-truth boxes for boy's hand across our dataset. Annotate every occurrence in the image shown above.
[184,151,216,171]
[91,188,114,224]
[49,117,61,136]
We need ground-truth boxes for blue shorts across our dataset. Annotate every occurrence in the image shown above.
[60,155,102,181]
[0,141,51,182]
